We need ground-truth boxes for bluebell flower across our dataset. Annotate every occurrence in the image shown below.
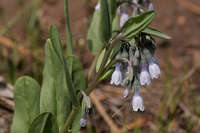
[140,65,151,85]
[148,56,161,79]
[132,90,144,112]
[110,63,122,85]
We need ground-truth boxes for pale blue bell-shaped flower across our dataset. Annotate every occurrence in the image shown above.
[80,118,87,127]
[148,56,161,79]
[120,13,129,27]
[132,90,144,112]
[110,63,122,85]
[140,65,151,85]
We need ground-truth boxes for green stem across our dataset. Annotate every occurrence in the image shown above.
[86,33,122,95]
[88,45,104,81]
[61,107,78,133]
[61,33,122,132]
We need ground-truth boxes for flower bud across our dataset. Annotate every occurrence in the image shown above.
[123,88,129,98]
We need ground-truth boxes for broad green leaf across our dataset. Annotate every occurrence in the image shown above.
[121,11,155,39]
[64,0,73,54]
[99,0,112,44]
[28,112,59,133]
[87,11,102,55]
[12,76,40,133]
[66,55,86,92]
[40,39,72,132]
[142,27,171,39]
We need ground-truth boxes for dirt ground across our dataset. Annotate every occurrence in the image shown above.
[0,0,200,133]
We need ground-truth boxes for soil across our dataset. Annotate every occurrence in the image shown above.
[0,0,200,132]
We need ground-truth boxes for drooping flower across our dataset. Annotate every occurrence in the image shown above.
[80,118,87,127]
[140,65,151,85]
[148,56,161,79]
[120,12,129,27]
[132,90,144,112]
[123,88,129,98]
[110,63,122,85]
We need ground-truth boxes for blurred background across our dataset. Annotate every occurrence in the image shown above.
[0,0,200,133]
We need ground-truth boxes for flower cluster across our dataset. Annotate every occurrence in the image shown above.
[110,35,161,112]
[109,0,161,112]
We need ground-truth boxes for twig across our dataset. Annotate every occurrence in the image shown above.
[176,0,200,15]
[90,92,121,133]
[0,96,14,112]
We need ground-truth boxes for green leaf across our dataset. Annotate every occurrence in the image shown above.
[40,39,72,132]
[142,27,171,39]
[99,68,114,81]
[50,26,79,106]
[108,0,117,23]
[64,0,73,54]
[66,55,86,92]
[12,76,40,133]
[87,11,102,55]
[96,48,111,72]
[28,112,59,133]
[96,49,105,72]
[121,11,155,39]
[99,0,112,44]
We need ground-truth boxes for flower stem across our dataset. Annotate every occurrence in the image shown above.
[61,33,122,132]
[61,107,78,133]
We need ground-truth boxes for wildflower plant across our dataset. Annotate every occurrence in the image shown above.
[12,0,171,133]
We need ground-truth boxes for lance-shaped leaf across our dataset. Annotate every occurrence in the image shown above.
[28,113,59,133]
[99,0,112,44]
[87,10,102,55]
[64,0,73,54]
[121,11,155,39]
[50,26,79,106]
[142,27,171,39]
[12,76,41,133]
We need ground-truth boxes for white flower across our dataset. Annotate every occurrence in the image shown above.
[149,63,161,79]
[148,3,154,10]
[132,92,144,112]
[120,13,129,27]
[123,88,129,98]
[140,67,151,85]
[95,3,100,11]
[110,64,122,85]
[80,118,87,127]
